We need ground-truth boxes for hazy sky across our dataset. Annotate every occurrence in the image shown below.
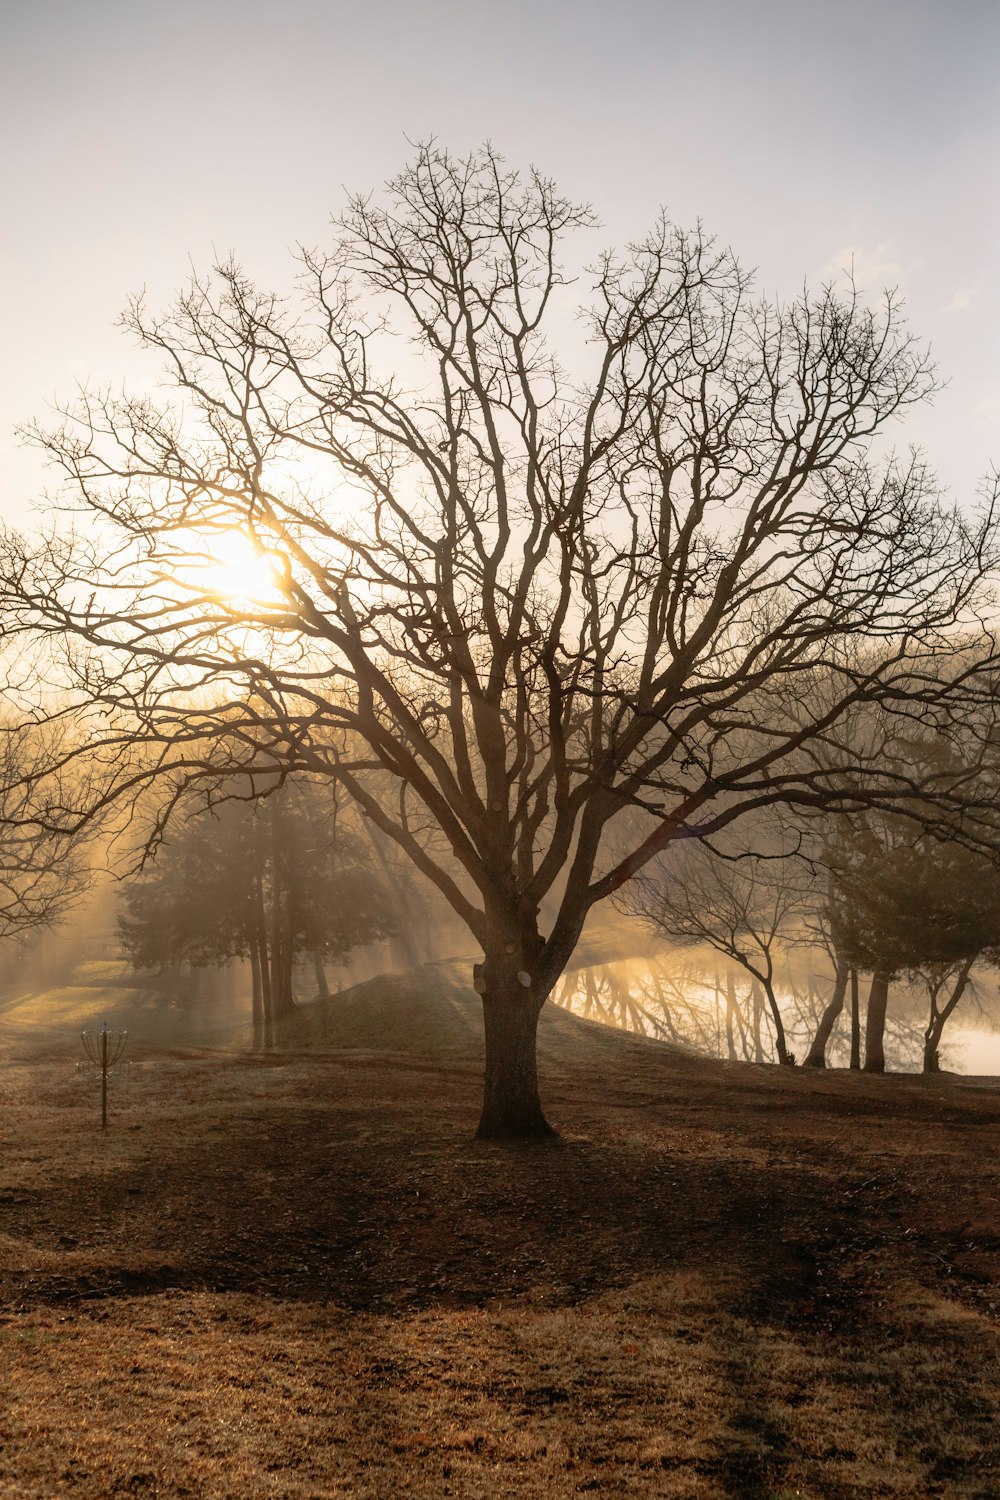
[2,0,997,520]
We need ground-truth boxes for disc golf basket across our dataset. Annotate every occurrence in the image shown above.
[79,1022,129,1129]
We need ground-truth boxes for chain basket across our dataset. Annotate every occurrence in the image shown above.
[78,1022,130,1128]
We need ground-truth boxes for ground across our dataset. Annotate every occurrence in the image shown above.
[0,961,998,1498]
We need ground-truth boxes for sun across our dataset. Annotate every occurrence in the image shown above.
[179,528,286,608]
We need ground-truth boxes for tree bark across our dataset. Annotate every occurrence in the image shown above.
[475,949,554,1139]
[849,968,861,1070]
[761,977,793,1065]
[863,971,890,1072]
[804,960,849,1068]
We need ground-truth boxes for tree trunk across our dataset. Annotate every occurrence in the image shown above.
[750,980,765,1064]
[761,977,792,1065]
[804,960,849,1068]
[250,947,264,1027]
[252,863,273,1025]
[849,968,861,1070]
[276,934,295,1013]
[475,955,553,1139]
[923,956,975,1073]
[250,947,265,1050]
[267,798,295,1017]
[313,952,330,1001]
[257,934,272,1018]
[723,971,737,1061]
[731,975,751,1060]
[863,971,890,1072]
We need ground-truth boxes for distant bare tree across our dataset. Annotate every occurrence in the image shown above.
[2,143,998,1135]
[554,949,727,1050]
[800,903,851,1068]
[621,830,817,1064]
[919,959,977,1073]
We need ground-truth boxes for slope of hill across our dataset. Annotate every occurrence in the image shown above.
[0,955,700,1072]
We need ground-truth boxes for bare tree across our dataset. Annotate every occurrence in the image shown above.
[920,958,977,1073]
[2,143,997,1135]
[554,948,730,1051]
[801,901,851,1068]
[621,831,817,1065]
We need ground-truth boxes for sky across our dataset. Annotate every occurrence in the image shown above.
[1,0,998,522]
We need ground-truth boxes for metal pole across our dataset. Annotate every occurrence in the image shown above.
[101,1024,108,1130]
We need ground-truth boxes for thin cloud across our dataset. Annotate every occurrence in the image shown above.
[971,395,1000,429]
[822,240,919,292]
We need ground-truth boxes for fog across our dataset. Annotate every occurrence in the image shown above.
[1,875,996,1077]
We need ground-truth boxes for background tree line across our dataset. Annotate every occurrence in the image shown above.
[607,775,1000,1073]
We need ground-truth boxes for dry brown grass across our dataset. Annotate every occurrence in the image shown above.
[0,964,998,1498]
[6,1279,994,1500]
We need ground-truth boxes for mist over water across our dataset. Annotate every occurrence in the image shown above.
[946,1026,1000,1077]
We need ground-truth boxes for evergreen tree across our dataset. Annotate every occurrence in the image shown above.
[828,823,1000,1071]
[118,783,397,1028]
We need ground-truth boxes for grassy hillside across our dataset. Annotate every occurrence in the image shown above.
[0,962,998,1496]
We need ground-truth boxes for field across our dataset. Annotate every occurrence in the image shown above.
[0,962,998,1498]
